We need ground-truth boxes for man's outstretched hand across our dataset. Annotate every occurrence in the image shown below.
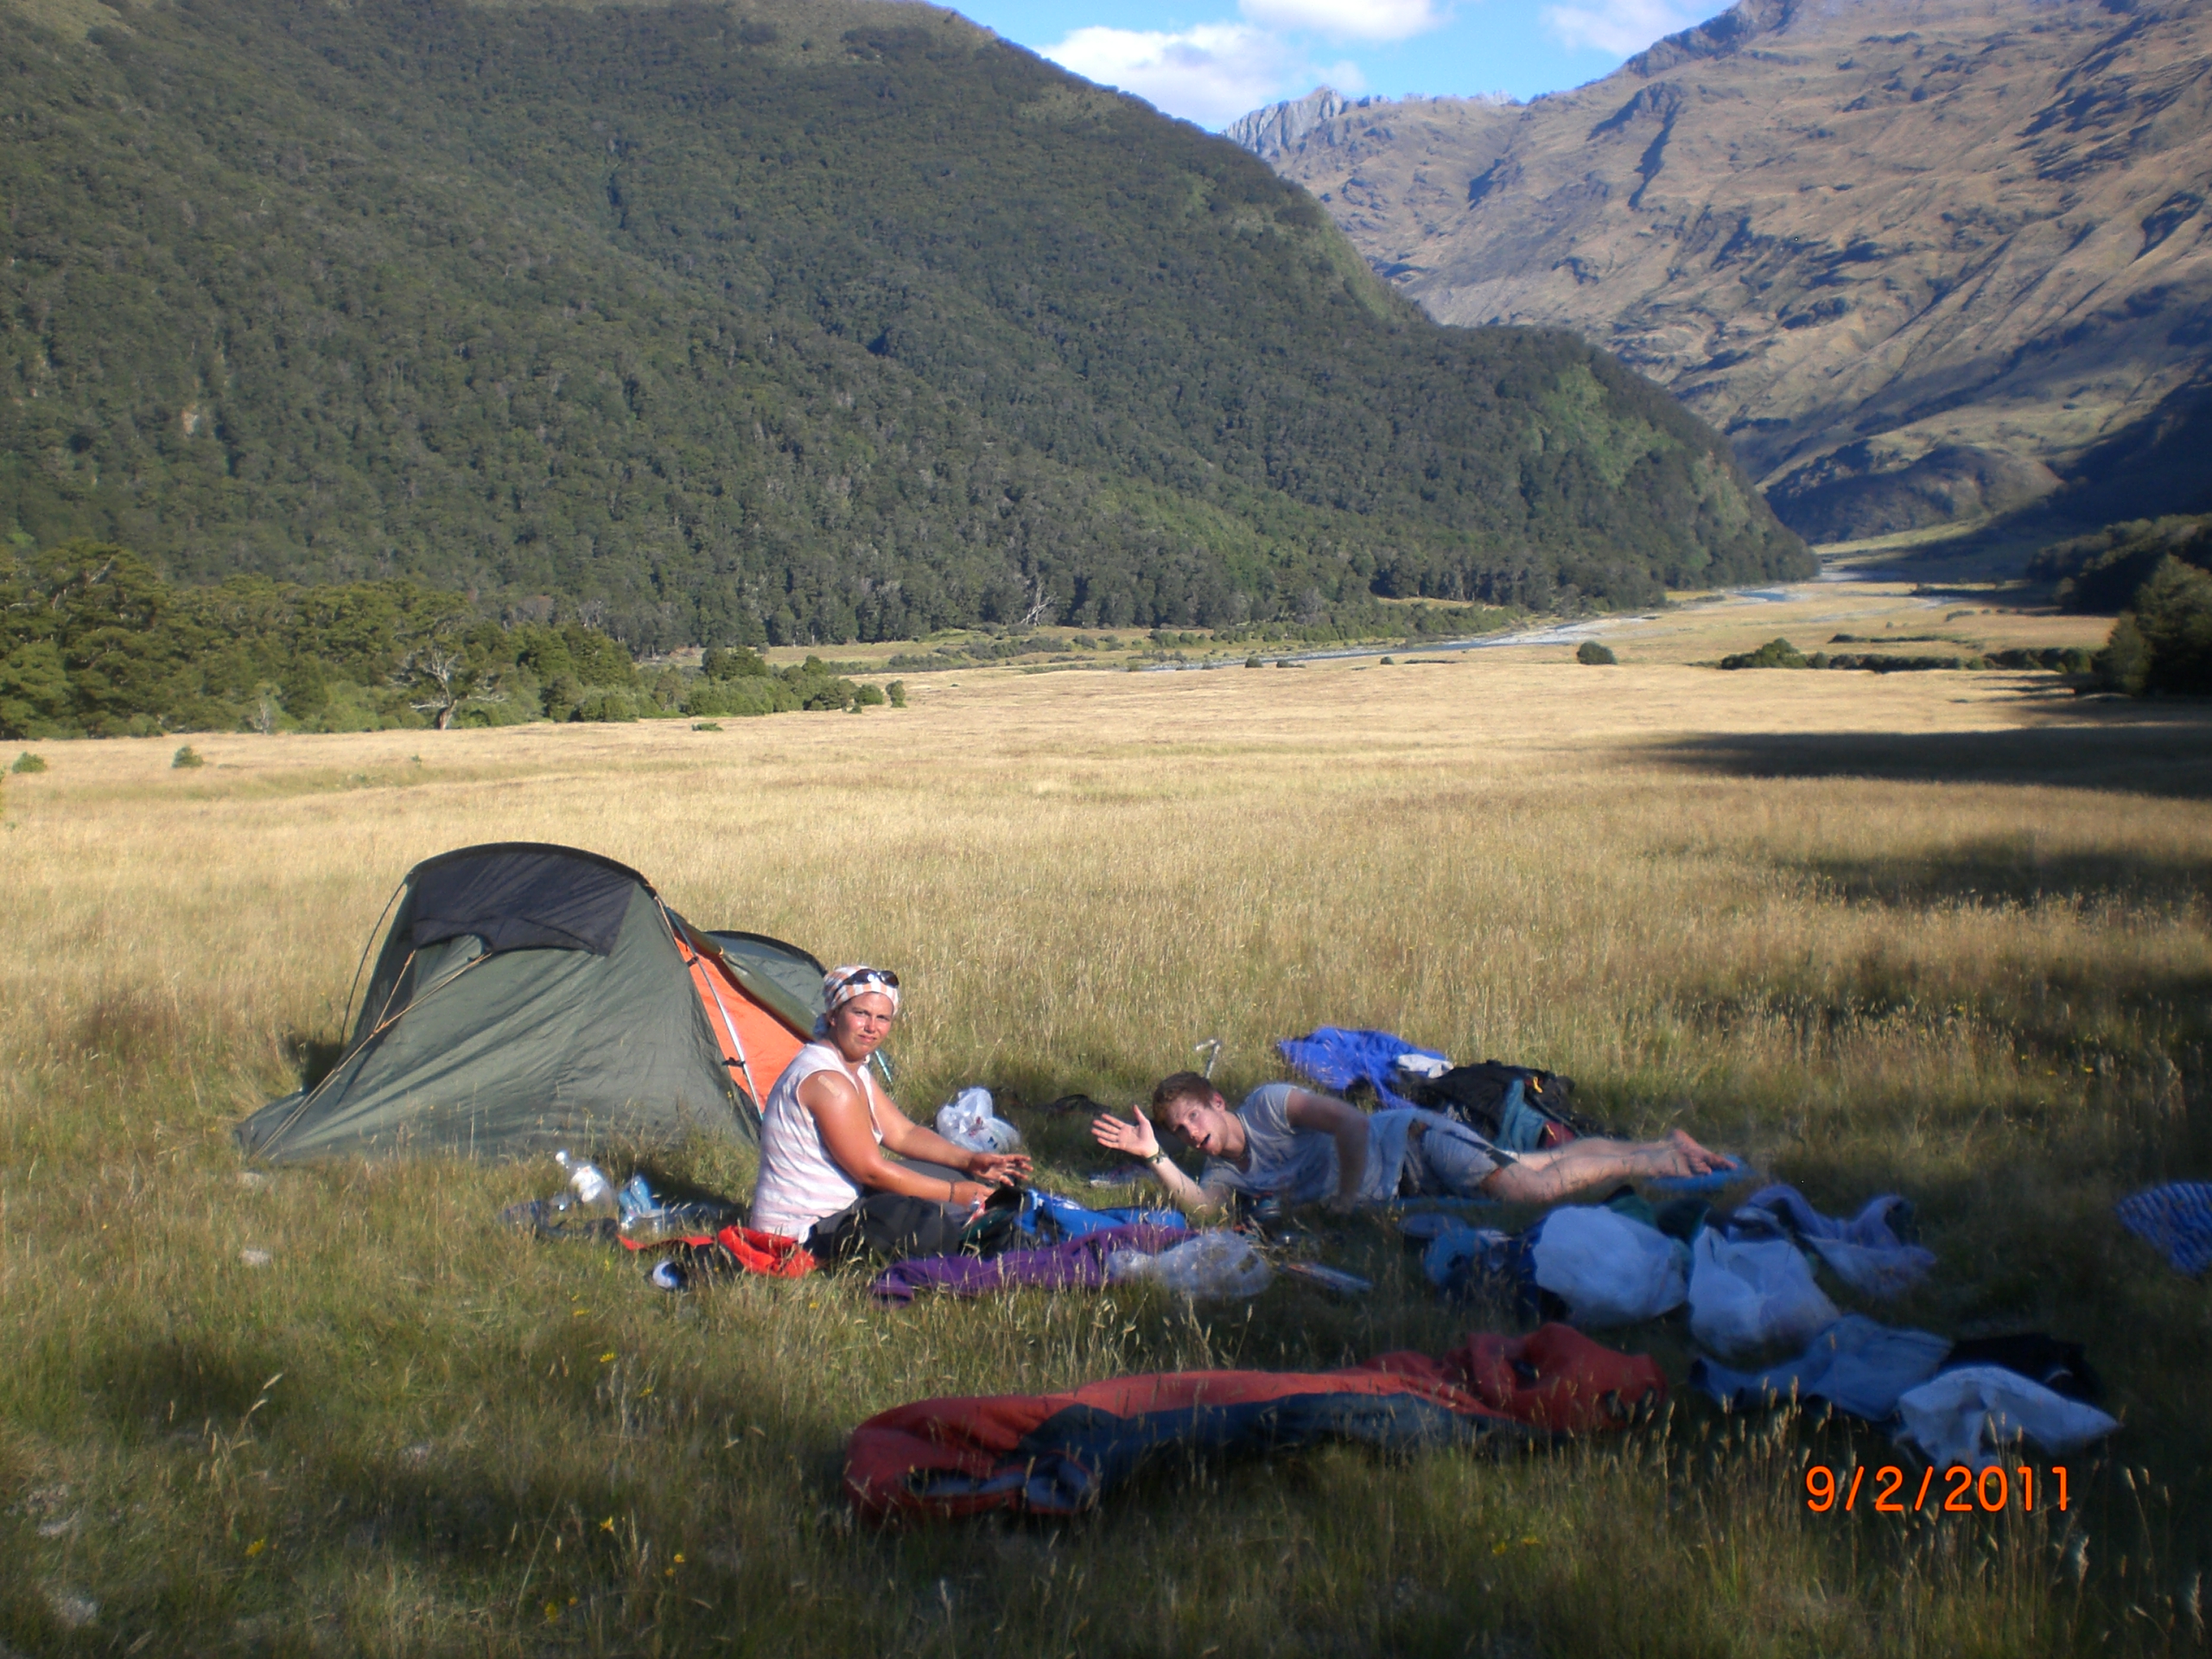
[1091,1103,1161,1162]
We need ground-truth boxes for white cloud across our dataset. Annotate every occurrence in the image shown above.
[1239,0,1447,43]
[1041,0,1439,128]
[1540,0,1708,55]
[1046,22,1315,127]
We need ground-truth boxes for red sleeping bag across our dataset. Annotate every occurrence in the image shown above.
[846,1323,1663,1522]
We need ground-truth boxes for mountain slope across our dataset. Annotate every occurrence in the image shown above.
[0,0,1804,647]
[1231,0,2212,542]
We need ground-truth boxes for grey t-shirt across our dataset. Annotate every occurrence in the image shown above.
[1199,1085,1500,1205]
[1200,1084,1338,1205]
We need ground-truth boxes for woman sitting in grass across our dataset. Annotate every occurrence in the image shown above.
[751,965,1031,1258]
[1092,1072,1725,1213]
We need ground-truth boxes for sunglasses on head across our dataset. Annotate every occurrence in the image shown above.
[838,968,899,991]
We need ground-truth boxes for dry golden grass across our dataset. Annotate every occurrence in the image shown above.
[3,652,2209,1656]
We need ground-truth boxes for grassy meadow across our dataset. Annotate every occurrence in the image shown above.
[4,604,2211,1656]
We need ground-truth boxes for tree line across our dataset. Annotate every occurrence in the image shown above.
[2031,517,2212,695]
[0,539,879,739]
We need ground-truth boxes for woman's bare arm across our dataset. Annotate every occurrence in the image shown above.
[800,1071,994,1205]
[858,1083,1035,1185]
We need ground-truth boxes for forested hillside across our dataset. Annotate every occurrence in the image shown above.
[0,0,1806,648]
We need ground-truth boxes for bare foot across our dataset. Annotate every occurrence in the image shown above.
[1666,1128,1726,1173]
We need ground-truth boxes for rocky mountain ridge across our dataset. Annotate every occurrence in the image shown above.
[1233,0,2212,541]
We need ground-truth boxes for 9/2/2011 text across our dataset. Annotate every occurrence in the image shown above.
[1806,1465,2069,1514]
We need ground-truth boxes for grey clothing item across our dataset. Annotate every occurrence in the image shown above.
[1199,1086,1499,1205]
[1692,1315,1951,1423]
[1400,1116,1506,1196]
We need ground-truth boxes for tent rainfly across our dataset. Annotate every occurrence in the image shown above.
[236,842,861,1162]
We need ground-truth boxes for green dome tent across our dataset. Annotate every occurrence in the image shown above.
[237,842,840,1163]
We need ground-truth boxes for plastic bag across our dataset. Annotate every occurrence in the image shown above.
[1107,1230,1273,1299]
[936,1086,1022,1154]
[1529,1206,1688,1327]
[1688,1230,1839,1359]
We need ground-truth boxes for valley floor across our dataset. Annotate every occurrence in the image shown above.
[2,645,2206,1656]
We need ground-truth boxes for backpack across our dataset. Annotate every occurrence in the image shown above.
[1408,1062,1611,1151]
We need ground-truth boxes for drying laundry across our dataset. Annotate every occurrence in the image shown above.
[1529,1205,1688,1327]
[1893,1365,2120,1471]
[1414,1219,1521,1296]
[1726,1185,1936,1295]
[1693,1316,1951,1421]
[868,1223,1187,1306]
[2115,1183,2212,1275]
[1940,1334,2102,1402]
[1688,1230,1840,1358]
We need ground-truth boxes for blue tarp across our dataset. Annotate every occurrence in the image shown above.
[2116,1182,2212,1274]
[1277,1027,1447,1111]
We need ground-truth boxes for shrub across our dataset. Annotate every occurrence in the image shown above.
[1245,656,1262,669]
[716,678,802,717]
[1823,653,1965,673]
[2094,617,2149,694]
[2129,556,2212,694]
[1717,638,1808,671]
[569,688,640,722]
[887,680,907,708]
[1378,656,1395,665]
[701,646,774,681]
[691,721,722,732]
[10,752,46,774]
[855,683,887,708]
[171,745,205,768]
[1575,641,1617,665]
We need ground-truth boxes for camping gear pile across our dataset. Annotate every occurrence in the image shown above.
[1412,1182,2114,1471]
[230,851,2129,1522]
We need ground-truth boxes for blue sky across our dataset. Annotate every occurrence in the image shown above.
[953,0,1734,128]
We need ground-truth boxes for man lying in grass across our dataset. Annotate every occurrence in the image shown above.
[1092,1071,1726,1214]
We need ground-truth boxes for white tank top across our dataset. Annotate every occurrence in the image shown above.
[750,1042,887,1240]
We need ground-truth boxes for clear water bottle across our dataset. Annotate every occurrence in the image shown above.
[553,1150,618,1220]
[616,1173,661,1230]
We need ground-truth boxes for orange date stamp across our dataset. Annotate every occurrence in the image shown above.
[1805,1464,2069,1514]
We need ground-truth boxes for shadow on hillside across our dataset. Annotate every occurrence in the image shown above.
[1798,842,2212,912]
[1646,705,2212,799]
